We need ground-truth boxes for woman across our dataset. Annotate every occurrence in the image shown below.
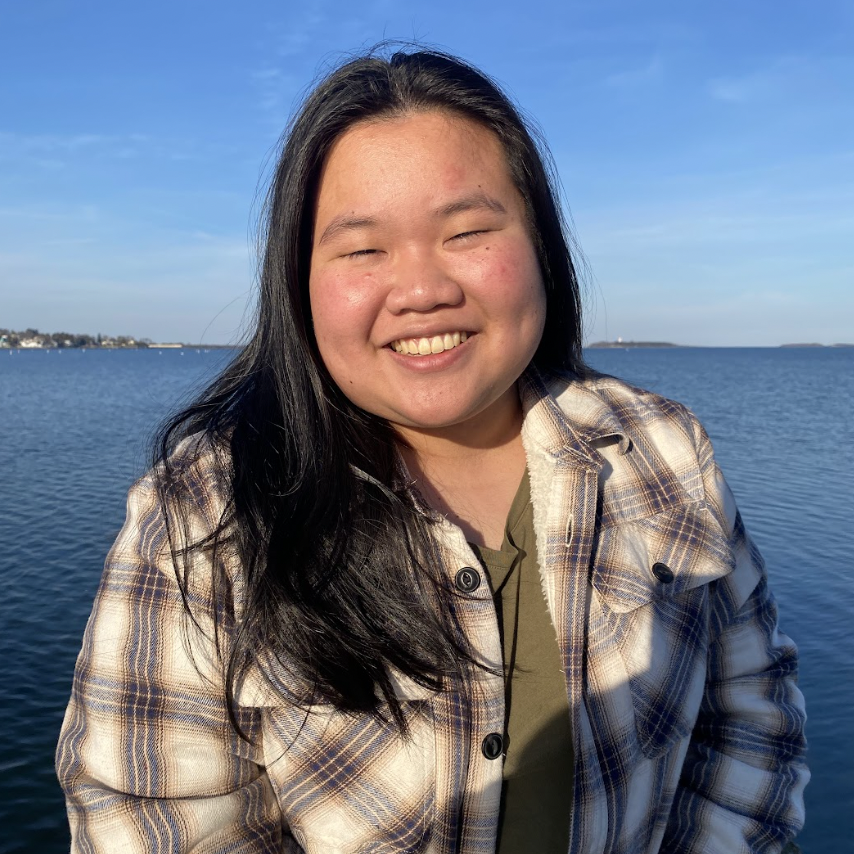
[57,48,808,853]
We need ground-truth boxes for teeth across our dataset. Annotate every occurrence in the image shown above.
[391,332,470,356]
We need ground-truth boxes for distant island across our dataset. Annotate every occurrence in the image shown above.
[588,340,854,349]
[779,342,854,348]
[586,340,682,349]
[0,328,233,349]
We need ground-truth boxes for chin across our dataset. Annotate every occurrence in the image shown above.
[391,412,468,431]
[386,401,494,434]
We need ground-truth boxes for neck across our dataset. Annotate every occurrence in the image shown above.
[395,385,524,467]
[394,386,528,549]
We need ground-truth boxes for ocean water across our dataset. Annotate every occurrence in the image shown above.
[0,346,851,852]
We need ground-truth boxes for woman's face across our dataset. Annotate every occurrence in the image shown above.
[308,111,546,439]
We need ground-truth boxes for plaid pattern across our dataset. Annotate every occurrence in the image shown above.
[57,370,808,853]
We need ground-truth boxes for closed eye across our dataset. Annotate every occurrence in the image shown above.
[345,248,379,258]
[450,230,487,242]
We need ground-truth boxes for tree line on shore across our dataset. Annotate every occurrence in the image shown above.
[0,328,151,349]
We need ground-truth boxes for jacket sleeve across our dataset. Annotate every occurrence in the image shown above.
[56,471,298,853]
[661,418,809,854]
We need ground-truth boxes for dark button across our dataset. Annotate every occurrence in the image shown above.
[652,562,674,583]
[481,732,503,760]
[455,567,481,593]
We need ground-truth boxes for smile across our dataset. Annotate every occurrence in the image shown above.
[390,331,469,356]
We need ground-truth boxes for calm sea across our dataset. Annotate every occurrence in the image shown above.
[1,346,851,853]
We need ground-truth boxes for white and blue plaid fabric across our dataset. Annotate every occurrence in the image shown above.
[57,369,808,853]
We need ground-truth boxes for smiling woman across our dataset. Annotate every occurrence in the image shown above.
[56,47,807,854]
[309,112,546,544]
[309,112,546,433]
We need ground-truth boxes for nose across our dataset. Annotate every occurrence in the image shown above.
[384,249,464,314]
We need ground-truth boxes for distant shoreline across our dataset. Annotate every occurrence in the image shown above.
[586,340,682,349]
[586,340,853,349]
[0,327,244,350]
[3,328,852,351]
[1,343,239,350]
[777,342,854,348]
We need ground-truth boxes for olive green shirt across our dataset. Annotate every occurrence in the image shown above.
[470,470,574,854]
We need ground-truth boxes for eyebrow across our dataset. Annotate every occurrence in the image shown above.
[317,215,378,246]
[434,192,507,219]
[316,192,508,246]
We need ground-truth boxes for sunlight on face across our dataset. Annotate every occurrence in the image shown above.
[309,111,546,440]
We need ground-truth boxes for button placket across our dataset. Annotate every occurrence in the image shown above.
[481,732,503,760]
[651,561,674,583]
[455,566,482,593]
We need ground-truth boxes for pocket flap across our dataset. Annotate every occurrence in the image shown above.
[591,501,734,614]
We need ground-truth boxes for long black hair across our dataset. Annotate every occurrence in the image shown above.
[154,46,586,733]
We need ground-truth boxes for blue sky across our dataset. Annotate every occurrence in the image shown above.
[1,0,851,345]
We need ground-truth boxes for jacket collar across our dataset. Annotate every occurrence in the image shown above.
[519,367,631,466]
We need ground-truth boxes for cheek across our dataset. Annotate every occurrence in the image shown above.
[472,242,545,313]
[310,270,378,350]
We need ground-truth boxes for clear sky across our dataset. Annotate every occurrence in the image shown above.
[1,0,851,346]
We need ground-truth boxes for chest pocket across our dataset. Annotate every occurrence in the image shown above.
[590,501,734,758]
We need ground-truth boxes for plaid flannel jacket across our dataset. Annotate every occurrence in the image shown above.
[57,370,808,853]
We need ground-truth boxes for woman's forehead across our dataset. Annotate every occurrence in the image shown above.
[313,111,517,224]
